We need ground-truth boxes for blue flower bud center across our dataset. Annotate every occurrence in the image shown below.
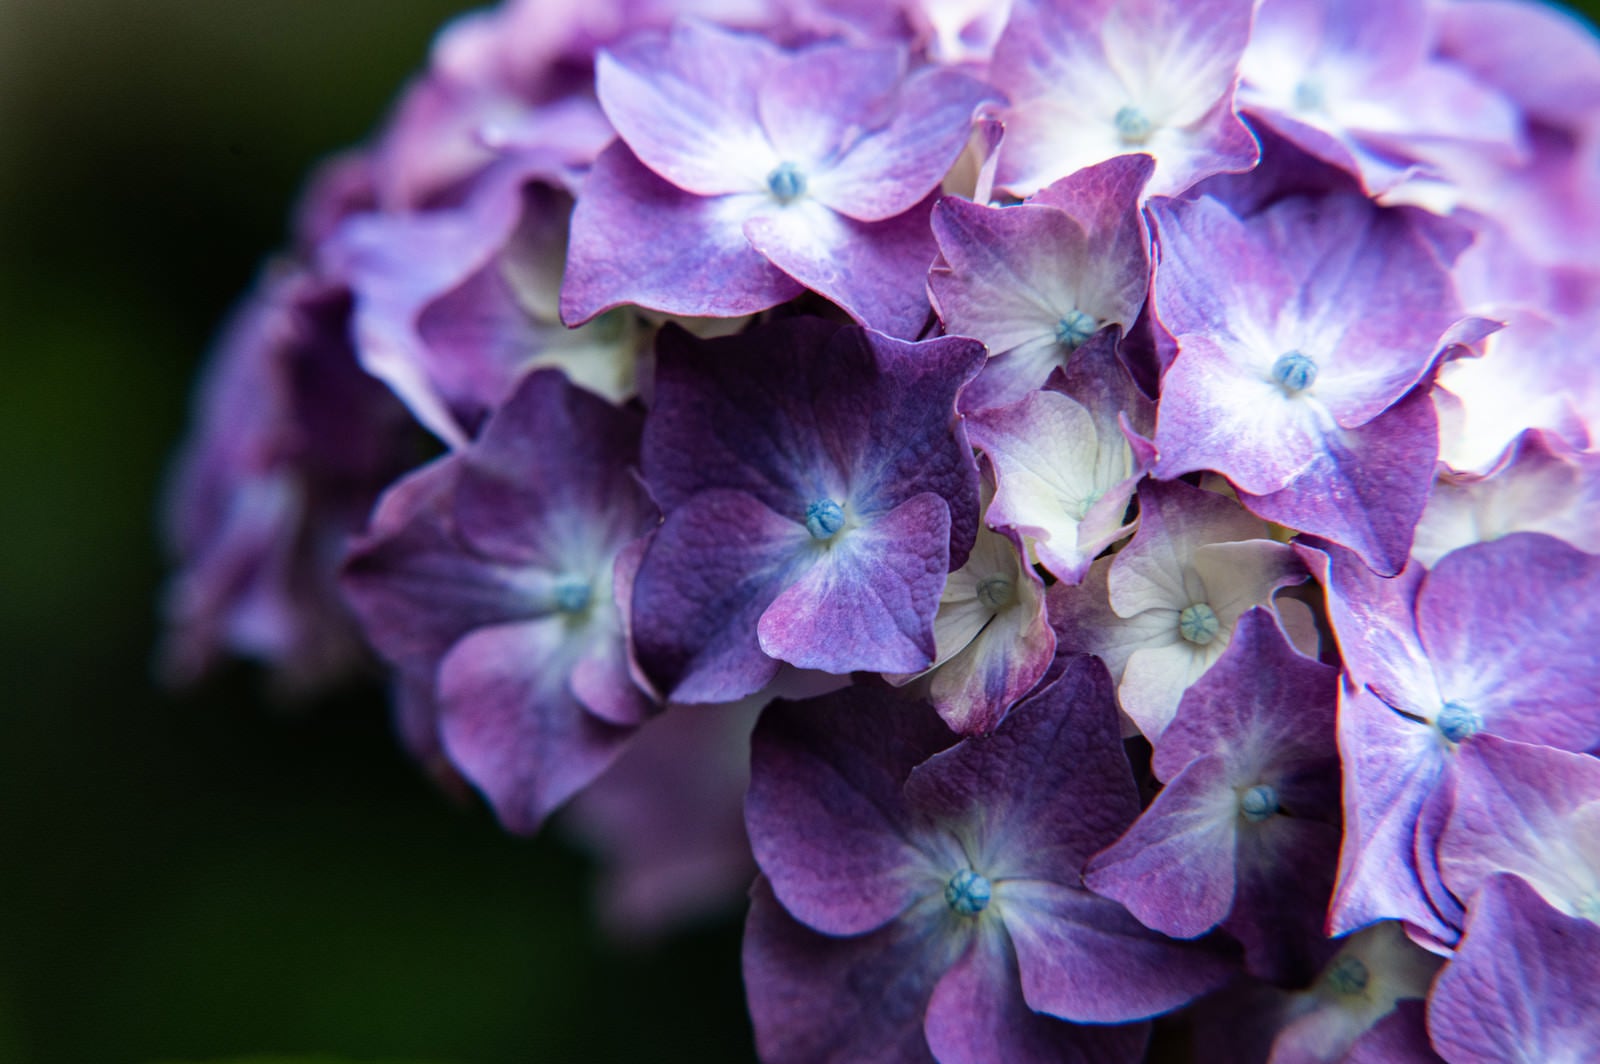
[1240,783,1279,822]
[1178,603,1221,646]
[1055,309,1097,351]
[804,498,846,541]
[552,574,592,615]
[1272,350,1318,394]
[766,161,807,204]
[1114,106,1154,145]
[975,575,1015,611]
[1436,699,1483,744]
[1325,955,1370,996]
[1293,79,1326,112]
[944,869,991,915]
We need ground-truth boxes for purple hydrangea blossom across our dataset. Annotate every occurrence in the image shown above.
[1085,609,1341,984]
[966,334,1156,585]
[162,267,417,692]
[1049,479,1315,740]
[928,154,1153,412]
[629,317,983,703]
[1237,0,1522,196]
[1426,873,1600,1064]
[1304,533,1600,942]
[341,370,657,831]
[990,0,1258,199]
[743,658,1234,1063]
[562,20,994,336]
[1149,192,1466,574]
[327,153,646,448]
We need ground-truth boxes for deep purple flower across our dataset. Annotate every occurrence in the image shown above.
[743,658,1234,1063]
[1303,533,1600,943]
[342,370,657,831]
[562,20,994,336]
[1150,191,1465,574]
[990,0,1258,199]
[928,154,1153,412]
[629,317,983,703]
[1085,609,1341,984]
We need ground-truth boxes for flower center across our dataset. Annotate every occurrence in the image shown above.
[975,575,1016,611]
[766,161,807,205]
[1272,350,1318,394]
[1436,700,1483,744]
[552,573,593,615]
[1054,309,1097,352]
[1178,603,1221,646]
[944,869,992,915]
[1324,955,1370,996]
[804,498,846,541]
[1240,783,1279,822]
[1114,106,1154,145]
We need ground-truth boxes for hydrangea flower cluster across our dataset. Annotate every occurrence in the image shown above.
[165,0,1600,1057]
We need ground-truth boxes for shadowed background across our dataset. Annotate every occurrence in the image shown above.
[5,2,1600,1063]
[0,3,753,1062]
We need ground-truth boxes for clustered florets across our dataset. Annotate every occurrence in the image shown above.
[163,0,1600,1059]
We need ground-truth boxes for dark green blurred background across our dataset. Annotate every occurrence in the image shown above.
[0,3,753,1062]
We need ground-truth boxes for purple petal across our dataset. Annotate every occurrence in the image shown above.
[1327,686,1450,940]
[771,58,991,223]
[1003,879,1236,1023]
[1236,386,1438,577]
[1426,874,1600,1064]
[1084,754,1241,938]
[1437,735,1600,922]
[1228,814,1343,985]
[560,141,802,325]
[745,194,941,338]
[746,689,954,935]
[760,493,951,675]
[453,369,651,567]
[437,620,635,833]
[903,656,1141,884]
[924,921,1151,1064]
[1417,533,1600,750]
[630,490,811,704]
[743,877,951,1064]
[1343,1000,1441,1064]
[596,21,780,197]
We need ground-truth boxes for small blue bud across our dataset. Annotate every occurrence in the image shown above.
[804,498,846,541]
[945,869,992,915]
[1324,955,1370,996]
[1114,106,1154,145]
[1240,784,1279,822]
[1292,79,1326,112]
[552,574,592,615]
[767,162,807,204]
[975,575,1015,611]
[1178,603,1221,646]
[1272,350,1318,394]
[1055,309,1098,351]
[1436,700,1483,744]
